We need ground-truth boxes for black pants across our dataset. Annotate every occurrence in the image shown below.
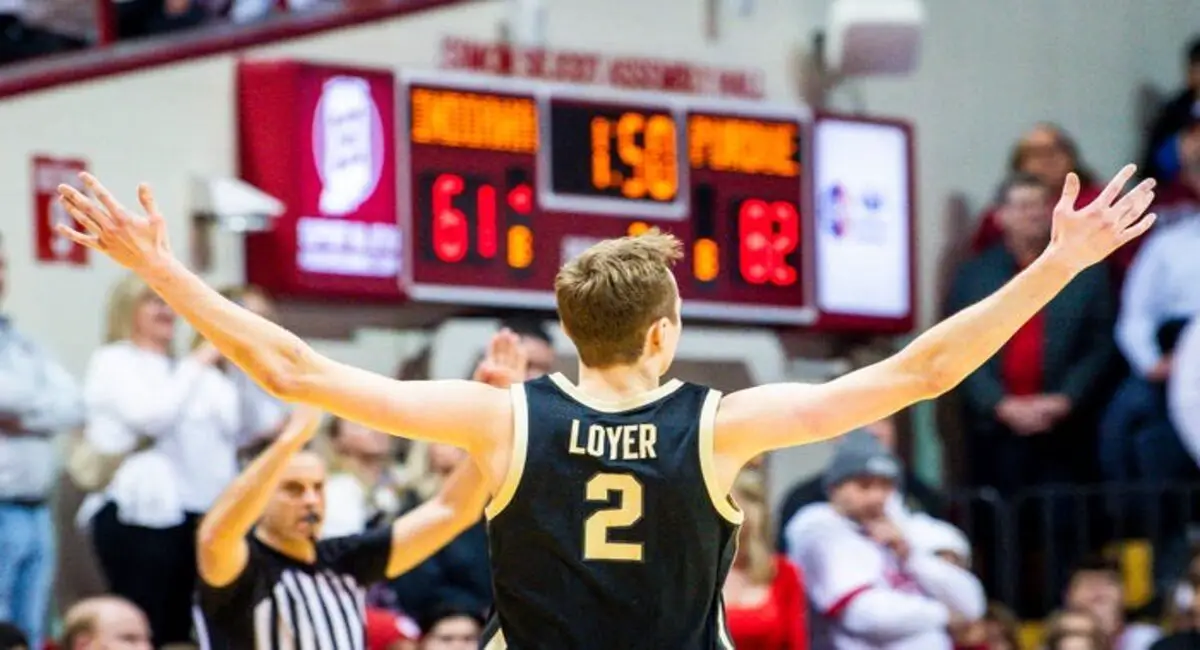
[92,502,201,646]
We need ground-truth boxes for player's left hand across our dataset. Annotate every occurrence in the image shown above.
[1047,164,1157,273]
[472,328,528,389]
[54,173,173,274]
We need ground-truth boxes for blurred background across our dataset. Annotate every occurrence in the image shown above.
[0,0,1199,648]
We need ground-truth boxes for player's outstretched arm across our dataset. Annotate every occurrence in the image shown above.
[714,165,1157,473]
[54,174,508,455]
[383,457,491,578]
[197,405,322,587]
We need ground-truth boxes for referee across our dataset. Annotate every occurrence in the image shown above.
[192,405,490,650]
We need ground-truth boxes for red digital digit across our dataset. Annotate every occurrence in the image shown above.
[507,184,533,215]
[432,174,468,263]
[737,198,799,286]
[477,184,497,259]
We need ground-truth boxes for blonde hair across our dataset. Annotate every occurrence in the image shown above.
[554,230,682,368]
[62,596,142,649]
[104,274,154,343]
[732,472,776,585]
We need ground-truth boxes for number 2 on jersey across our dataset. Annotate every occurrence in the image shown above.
[583,473,644,562]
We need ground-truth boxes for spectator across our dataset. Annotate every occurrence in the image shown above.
[1100,318,1193,483]
[1169,319,1200,468]
[1062,555,1161,650]
[0,0,87,65]
[0,230,85,650]
[1044,627,1107,650]
[949,173,1116,493]
[322,417,410,538]
[1115,116,1200,384]
[0,623,26,650]
[960,602,1021,650]
[365,608,419,650]
[1141,37,1200,182]
[1153,573,1200,649]
[724,472,807,650]
[787,431,985,649]
[970,124,1102,254]
[115,0,206,40]
[416,604,483,650]
[60,596,151,650]
[775,416,945,553]
[1106,114,1200,494]
[1043,608,1106,645]
[80,274,233,645]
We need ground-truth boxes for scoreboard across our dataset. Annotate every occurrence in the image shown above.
[402,71,818,324]
[239,61,915,332]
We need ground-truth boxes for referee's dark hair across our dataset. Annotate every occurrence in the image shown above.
[0,622,27,650]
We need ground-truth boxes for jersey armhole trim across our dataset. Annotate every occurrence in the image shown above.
[485,383,529,520]
[483,628,508,649]
[698,388,744,525]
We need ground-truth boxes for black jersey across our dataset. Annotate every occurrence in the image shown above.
[483,373,742,649]
[193,527,393,650]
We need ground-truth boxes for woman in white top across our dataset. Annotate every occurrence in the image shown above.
[83,274,242,645]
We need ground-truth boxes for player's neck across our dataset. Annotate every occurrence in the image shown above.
[575,362,661,402]
[255,527,317,564]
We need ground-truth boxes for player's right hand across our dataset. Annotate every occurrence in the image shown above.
[54,173,173,274]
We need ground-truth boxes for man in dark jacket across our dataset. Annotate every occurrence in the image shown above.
[947,173,1116,493]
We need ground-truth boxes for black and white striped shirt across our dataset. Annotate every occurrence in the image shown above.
[194,527,393,650]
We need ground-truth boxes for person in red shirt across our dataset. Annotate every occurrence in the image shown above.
[946,172,1117,493]
[723,472,808,650]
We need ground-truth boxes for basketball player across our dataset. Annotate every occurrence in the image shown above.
[56,165,1156,648]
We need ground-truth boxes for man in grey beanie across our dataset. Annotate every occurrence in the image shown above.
[775,419,945,553]
[820,430,902,499]
[785,430,985,649]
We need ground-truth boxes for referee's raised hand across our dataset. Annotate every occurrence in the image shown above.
[196,404,326,592]
[278,404,323,444]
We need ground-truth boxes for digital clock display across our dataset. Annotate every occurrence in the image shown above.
[548,101,680,206]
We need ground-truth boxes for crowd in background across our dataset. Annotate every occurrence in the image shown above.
[0,21,1198,650]
[0,0,345,65]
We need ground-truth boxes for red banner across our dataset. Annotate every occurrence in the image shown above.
[32,155,89,266]
[440,37,766,100]
[239,60,401,299]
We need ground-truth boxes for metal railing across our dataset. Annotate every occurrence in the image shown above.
[947,483,1200,617]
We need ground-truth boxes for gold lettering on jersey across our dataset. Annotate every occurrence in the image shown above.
[568,419,658,460]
